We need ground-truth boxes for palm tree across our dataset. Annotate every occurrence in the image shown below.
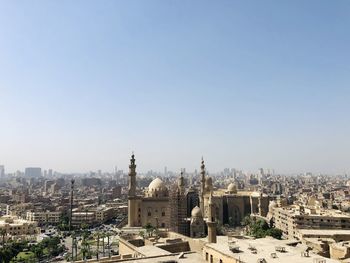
[144,223,154,238]
[101,231,106,257]
[0,229,6,246]
[106,231,111,258]
[94,231,100,260]
[81,238,89,261]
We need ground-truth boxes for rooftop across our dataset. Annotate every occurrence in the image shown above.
[204,236,339,263]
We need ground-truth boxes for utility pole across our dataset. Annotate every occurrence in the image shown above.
[70,179,75,262]
[70,179,75,232]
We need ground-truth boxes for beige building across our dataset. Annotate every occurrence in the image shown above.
[127,155,269,236]
[26,211,62,225]
[127,154,170,229]
[272,204,350,239]
[101,230,337,263]
[26,206,115,227]
[72,211,95,226]
[95,206,115,222]
[0,215,39,241]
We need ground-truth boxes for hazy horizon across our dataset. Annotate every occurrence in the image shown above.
[1,1,350,174]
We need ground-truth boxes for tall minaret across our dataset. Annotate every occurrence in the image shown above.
[178,171,185,195]
[128,153,137,227]
[207,193,217,243]
[199,158,206,215]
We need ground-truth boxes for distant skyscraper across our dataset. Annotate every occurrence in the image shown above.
[0,165,4,177]
[259,168,264,176]
[25,167,42,177]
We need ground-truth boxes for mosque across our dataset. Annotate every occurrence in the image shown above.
[127,154,269,238]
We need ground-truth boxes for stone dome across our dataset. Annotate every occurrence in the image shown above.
[227,183,237,194]
[191,206,202,218]
[147,178,168,198]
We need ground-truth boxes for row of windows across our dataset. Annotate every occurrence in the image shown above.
[147,211,166,217]
[205,252,223,263]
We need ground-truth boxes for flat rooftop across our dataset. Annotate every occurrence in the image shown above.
[134,245,171,257]
[118,252,206,263]
[298,229,350,236]
[204,236,339,263]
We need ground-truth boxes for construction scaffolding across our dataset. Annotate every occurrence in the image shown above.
[169,183,188,236]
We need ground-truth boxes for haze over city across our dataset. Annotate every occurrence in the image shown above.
[1,1,350,174]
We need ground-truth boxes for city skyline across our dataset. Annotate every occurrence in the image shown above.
[1,1,350,173]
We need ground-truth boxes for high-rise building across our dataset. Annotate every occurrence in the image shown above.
[24,167,42,177]
[0,165,5,177]
[112,185,122,199]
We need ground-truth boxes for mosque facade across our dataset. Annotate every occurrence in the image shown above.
[127,154,269,238]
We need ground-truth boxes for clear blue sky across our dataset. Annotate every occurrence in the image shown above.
[1,1,349,174]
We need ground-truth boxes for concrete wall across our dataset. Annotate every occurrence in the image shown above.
[158,241,190,253]
[166,231,206,253]
[203,245,238,263]
[330,242,350,260]
[119,237,143,258]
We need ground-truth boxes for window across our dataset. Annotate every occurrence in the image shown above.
[220,260,223,263]
[161,223,165,228]
[162,211,165,216]
[205,253,208,261]
[148,212,151,217]
[210,255,213,263]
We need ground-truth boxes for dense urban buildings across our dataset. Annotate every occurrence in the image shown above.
[1,155,350,262]
[2,0,348,262]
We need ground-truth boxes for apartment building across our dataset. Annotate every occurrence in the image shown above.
[26,211,62,225]
[273,205,350,239]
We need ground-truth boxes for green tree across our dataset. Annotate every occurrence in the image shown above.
[93,231,100,260]
[58,213,70,231]
[139,230,145,240]
[266,228,283,240]
[0,229,6,246]
[101,232,106,257]
[30,245,44,262]
[80,237,90,261]
[144,223,154,238]
[242,216,283,239]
